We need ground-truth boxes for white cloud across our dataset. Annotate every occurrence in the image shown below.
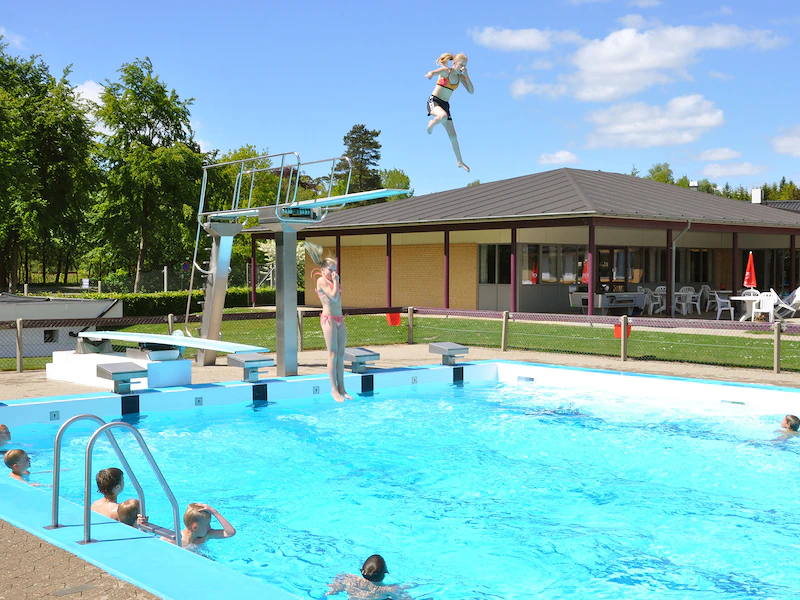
[697,147,741,161]
[708,70,732,80]
[0,26,24,48]
[511,78,568,99]
[469,26,584,52]
[617,14,661,29]
[719,6,733,16]
[702,162,765,179]
[75,80,104,105]
[196,138,213,153]
[770,16,800,26]
[586,94,724,148]
[571,24,786,101]
[772,127,800,157]
[539,150,579,165]
[629,0,660,6]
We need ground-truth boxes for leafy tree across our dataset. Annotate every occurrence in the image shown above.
[645,163,674,185]
[0,42,99,290]
[629,165,640,177]
[336,124,381,193]
[95,57,203,292]
[467,179,481,187]
[380,168,413,200]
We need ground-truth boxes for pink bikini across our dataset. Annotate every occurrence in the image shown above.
[318,283,344,328]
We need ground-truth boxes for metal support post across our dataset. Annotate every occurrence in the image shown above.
[163,266,168,292]
[774,321,781,374]
[297,308,304,352]
[620,315,628,361]
[15,318,23,373]
[501,311,509,351]
[275,229,298,376]
[168,314,175,335]
[407,306,414,344]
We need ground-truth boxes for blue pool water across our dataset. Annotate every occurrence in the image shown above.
[14,380,800,599]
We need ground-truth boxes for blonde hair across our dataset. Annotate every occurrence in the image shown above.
[454,53,468,64]
[118,499,140,526]
[436,52,454,66]
[305,241,336,270]
[4,449,26,468]
[183,503,210,528]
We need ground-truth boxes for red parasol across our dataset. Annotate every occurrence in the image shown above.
[580,259,589,284]
[743,251,757,289]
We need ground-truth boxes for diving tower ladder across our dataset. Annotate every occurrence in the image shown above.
[185,151,407,375]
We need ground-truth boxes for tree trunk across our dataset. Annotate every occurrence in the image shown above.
[10,235,19,292]
[134,226,147,293]
[55,256,62,286]
[42,248,46,285]
[0,238,9,292]
[24,244,29,284]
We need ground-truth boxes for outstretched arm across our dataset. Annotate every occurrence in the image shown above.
[200,504,236,539]
[425,66,449,80]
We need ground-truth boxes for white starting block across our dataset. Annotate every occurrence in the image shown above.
[344,347,380,373]
[226,353,275,382]
[97,362,149,394]
[429,342,469,366]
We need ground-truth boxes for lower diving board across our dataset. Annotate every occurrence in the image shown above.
[77,331,270,359]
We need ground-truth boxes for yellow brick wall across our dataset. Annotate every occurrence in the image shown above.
[304,243,477,309]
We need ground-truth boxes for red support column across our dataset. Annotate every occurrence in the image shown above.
[666,228,673,316]
[250,235,257,306]
[732,232,739,293]
[444,231,450,309]
[791,235,796,291]
[510,228,517,312]
[386,233,392,307]
[588,221,596,316]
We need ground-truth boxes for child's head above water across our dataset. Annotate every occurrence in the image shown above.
[361,554,388,583]
[117,498,140,526]
[0,424,10,446]
[4,449,28,471]
[782,414,800,431]
[183,503,211,534]
[96,467,124,497]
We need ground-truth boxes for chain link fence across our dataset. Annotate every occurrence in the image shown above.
[3,308,800,373]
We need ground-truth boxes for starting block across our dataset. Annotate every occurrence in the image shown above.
[344,347,380,373]
[97,362,149,394]
[226,353,275,382]
[428,342,469,366]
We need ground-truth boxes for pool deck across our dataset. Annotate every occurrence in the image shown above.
[3,344,800,598]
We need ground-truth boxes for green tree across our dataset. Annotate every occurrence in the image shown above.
[95,57,203,292]
[629,165,641,177]
[336,124,381,193]
[467,179,481,187]
[380,168,413,200]
[645,163,674,185]
[0,42,99,290]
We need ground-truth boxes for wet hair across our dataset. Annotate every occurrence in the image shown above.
[436,52,454,66]
[95,467,124,496]
[183,502,210,528]
[117,499,140,526]
[361,554,388,583]
[3,449,26,468]
[305,241,336,270]
[785,414,800,431]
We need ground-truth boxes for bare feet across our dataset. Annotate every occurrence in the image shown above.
[458,161,470,172]
[427,119,436,134]
[332,391,345,403]
[342,391,353,400]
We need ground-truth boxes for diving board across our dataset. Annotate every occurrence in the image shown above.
[77,331,269,356]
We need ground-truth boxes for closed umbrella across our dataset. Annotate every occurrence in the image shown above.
[743,251,757,289]
[580,258,589,284]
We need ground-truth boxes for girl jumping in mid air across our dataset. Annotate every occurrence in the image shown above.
[306,242,351,402]
[425,52,474,172]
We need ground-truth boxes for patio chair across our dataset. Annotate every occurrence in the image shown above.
[741,288,760,297]
[771,287,800,320]
[699,285,712,311]
[752,291,779,322]
[644,288,662,316]
[675,286,698,315]
[714,292,734,320]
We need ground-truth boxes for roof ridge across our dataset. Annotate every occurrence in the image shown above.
[562,168,595,213]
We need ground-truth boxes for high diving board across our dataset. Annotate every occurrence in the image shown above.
[203,188,408,229]
[77,331,269,355]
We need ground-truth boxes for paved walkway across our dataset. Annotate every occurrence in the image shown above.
[2,344,800,598]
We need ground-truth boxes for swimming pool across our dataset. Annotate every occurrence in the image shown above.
[9,365,800,599]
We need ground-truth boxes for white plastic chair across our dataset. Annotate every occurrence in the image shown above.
[752,291,778,322]
[771,288,799,320]
[645,289,662,316]
[699,285,712,312]
[714,292,734,320]
[675,286,697,315]
[742,288,759,296]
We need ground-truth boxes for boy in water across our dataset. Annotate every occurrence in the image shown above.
[326,554,411,599]
[91,467,124,520]
[4,449,31,482]
[180,503,236,547]
[0,424,10,452]
[781,414,799,434]
[117,498,148,528]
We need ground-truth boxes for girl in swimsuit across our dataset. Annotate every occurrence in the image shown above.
[425,52,474,172]
[306,242,351,402]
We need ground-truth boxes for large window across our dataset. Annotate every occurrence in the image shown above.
[540,245,559,283]
[521,244,538,284]
[561,246,588,284]
[479,244,511,284]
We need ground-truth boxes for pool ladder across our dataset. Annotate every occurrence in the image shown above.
[45,414,182,547]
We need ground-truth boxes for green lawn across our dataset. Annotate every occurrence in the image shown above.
[5,313,800,372]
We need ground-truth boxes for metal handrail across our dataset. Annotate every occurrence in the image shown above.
[47,415,146,531]
[81,422,182,547]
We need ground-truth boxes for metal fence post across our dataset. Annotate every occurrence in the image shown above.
[15,318,23,373]
[774,321,781,374]
[297,308,304,352]
[620,315,628,362]
[168,313,175,335]
[163,266,168,292]
[97,280,102,293]
[407,306,414,344]
[23,283,28,296]
[501,311,509,351]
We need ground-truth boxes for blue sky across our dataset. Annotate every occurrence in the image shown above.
[2,0,799,196]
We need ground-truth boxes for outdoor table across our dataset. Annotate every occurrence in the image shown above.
[730,295,760,321]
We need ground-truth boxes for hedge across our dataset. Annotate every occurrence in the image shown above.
[36,287,304,317]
